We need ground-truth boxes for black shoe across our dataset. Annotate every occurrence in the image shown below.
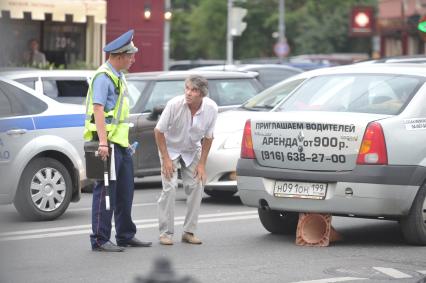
[92,241,125,252]
[118,237,152,247]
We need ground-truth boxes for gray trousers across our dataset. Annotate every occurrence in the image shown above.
[158,151,203,237]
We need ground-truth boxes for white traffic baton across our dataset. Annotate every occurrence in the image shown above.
[103,159,110,211]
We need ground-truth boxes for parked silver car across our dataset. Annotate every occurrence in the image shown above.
[0,78,86,220]
[237,63,426,245]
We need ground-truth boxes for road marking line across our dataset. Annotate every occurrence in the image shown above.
[67,202,158,212]
[0,212,258,241]
[373,267,412,279]
[289,277,366,283]
[0,210,257,237]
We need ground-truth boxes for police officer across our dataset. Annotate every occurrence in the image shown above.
[84,29,152,252]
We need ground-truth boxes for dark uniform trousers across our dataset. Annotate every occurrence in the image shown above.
[90,144,136,248]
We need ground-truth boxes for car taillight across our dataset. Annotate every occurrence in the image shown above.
[356,122,388,165]
[240,119,255,159]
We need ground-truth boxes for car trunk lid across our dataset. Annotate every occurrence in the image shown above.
[250,111,390,171]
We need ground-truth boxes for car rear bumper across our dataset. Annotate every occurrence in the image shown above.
[238,175,419,217]
[237,159,426,186]
[236,159,426,217]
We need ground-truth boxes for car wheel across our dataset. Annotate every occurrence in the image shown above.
[204,190,236,198]
[400,183,426,245]
[14,157,73,221]
[258,208,299,235]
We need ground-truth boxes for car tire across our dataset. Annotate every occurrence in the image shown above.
[258,208,299,235]
[400,183,426,245]
[204,190,236,198]
[14,157,73,221]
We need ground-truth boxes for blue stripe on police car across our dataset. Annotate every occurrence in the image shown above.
[0,114,85,132]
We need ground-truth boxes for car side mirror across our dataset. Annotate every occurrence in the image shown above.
[147,105,165,121]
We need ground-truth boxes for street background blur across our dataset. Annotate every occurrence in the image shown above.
[0,0,425,72]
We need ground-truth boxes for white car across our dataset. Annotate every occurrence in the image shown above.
[237,63,426,245]
[0,69,93,104]
[205,74,310,197]
[0,78,86,220]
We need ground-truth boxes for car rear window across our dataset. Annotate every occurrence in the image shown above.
[277,74,424,115]
[15,78,36,89]
[0,81,47,117]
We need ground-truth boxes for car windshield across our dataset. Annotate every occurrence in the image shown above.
[241,78,305,111]
[276,74,424,115]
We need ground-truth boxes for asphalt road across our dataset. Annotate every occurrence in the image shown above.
[0,178,425,283]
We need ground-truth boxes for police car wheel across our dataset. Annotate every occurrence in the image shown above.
[257,208,299,235]
[400,183,426,245]
[14,157,73,221]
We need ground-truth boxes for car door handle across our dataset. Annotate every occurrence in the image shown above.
[6,129,27,135]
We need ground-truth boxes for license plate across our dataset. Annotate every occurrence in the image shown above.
[273,181,327,200]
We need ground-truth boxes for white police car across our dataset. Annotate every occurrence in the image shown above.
[0,78,86,220]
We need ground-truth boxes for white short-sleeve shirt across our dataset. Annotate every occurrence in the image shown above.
[155,95,218,166]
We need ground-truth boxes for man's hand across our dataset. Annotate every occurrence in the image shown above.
[97,144,109,161]
[162,156,175,181]
[194,163,207,186]
[93,104,109,161]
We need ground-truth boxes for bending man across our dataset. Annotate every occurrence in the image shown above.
[154,75,218,245]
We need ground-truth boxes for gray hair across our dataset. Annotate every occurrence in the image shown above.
[185,75,208,97]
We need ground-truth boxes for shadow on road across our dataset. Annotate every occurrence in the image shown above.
[251,217,410,247]
[335,219,406,246]
[201,195,242,206]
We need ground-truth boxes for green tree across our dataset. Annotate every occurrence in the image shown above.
[234,0,278,59]
[170,0,377,60]
[285,0,376,55]
[187,0,227,59]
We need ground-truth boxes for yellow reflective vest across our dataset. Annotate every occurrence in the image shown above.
[83,64,130,148]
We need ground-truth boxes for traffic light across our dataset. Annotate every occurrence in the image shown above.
[230,7,247,36]
[349,6,374,36]
[418,16,426,33]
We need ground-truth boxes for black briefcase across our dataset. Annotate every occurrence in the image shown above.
[84,141,110,179]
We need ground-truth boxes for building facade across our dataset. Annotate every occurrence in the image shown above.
[0,0,106,68]
[106,0,164,72]
[378,0,426,56]
[0,0,165,71]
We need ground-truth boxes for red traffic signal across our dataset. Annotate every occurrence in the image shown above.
[349,6,374,37]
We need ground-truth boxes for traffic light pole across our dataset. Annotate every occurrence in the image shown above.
[163,0,171,70]
[278,0,285,62]
[226,0,233,65]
